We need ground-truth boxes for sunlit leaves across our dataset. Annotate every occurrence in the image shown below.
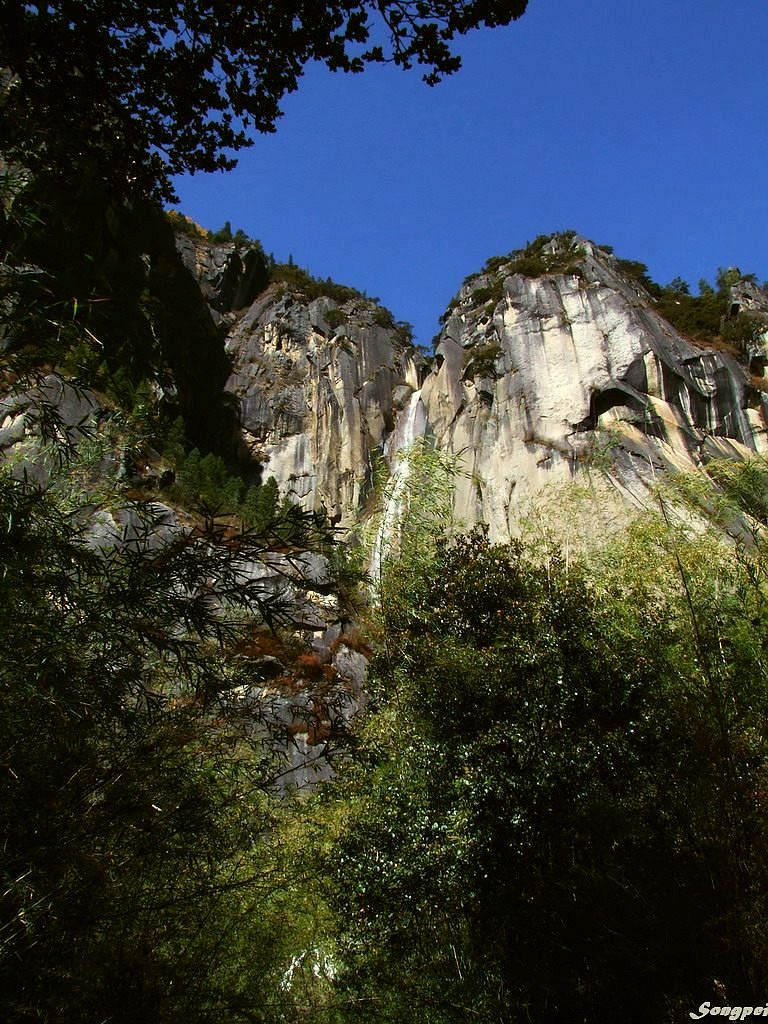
[324,495,768,1021]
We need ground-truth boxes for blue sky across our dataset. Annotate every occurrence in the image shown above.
[172,0,767,349]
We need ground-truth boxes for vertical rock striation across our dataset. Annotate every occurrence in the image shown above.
[224,286,420,524]
[419,235,768,537]
[183,231,768,538]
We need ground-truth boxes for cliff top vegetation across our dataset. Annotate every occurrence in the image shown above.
[437,231,768,354]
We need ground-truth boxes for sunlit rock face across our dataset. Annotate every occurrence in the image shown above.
[224,287,420,524]
[212,233,768,539]
[417,237,768,538]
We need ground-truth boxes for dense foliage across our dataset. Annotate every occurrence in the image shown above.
[167,443,333,547]
[5,0,768,1013]
[0,469,318,1023]
[6,433,768,1022]
[310,464,768,1023]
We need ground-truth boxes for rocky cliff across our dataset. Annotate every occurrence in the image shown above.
[224,289,419,523]
[421,235,768,537]
[176,231,421,523]
[180,231,768,539]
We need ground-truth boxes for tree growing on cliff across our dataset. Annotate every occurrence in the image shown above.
[1,0,528,200]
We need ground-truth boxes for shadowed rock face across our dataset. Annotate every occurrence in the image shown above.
[197,234,768,537]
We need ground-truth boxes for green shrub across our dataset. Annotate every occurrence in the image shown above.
[613,258,662,296]
[373,306,396,329]
[465,340,502,378]
[509,254,548,278]
[164,446,332,547]
[469,280,505,308]
[482,254,512,275]
[323,501,768,1022]
[324,307,346,331]
[483,233,584,281]
[394,320,414,345]
[438,296,460,325]
[655,287,725,342]
[721,311,765,350]
[210,220,233,243]
[165,209,210,241]
[240,476,280,532]
[270,264,364,305]
[0,469,313,1024]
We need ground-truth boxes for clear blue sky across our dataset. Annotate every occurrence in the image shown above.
[172,0,768,349]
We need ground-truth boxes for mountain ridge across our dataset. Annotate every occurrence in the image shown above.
[178,226,768,538]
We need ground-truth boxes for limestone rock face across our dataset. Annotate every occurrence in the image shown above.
[206,232,768,538]
[414,237,768,538]
[224,286,419,523]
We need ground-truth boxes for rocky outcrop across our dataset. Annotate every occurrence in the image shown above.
[201,232,768,539]
[409,236,768,538]
[174,233,270,320]
[0,376,106,486]
[174,234,423,523]
[224,286,420,523]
